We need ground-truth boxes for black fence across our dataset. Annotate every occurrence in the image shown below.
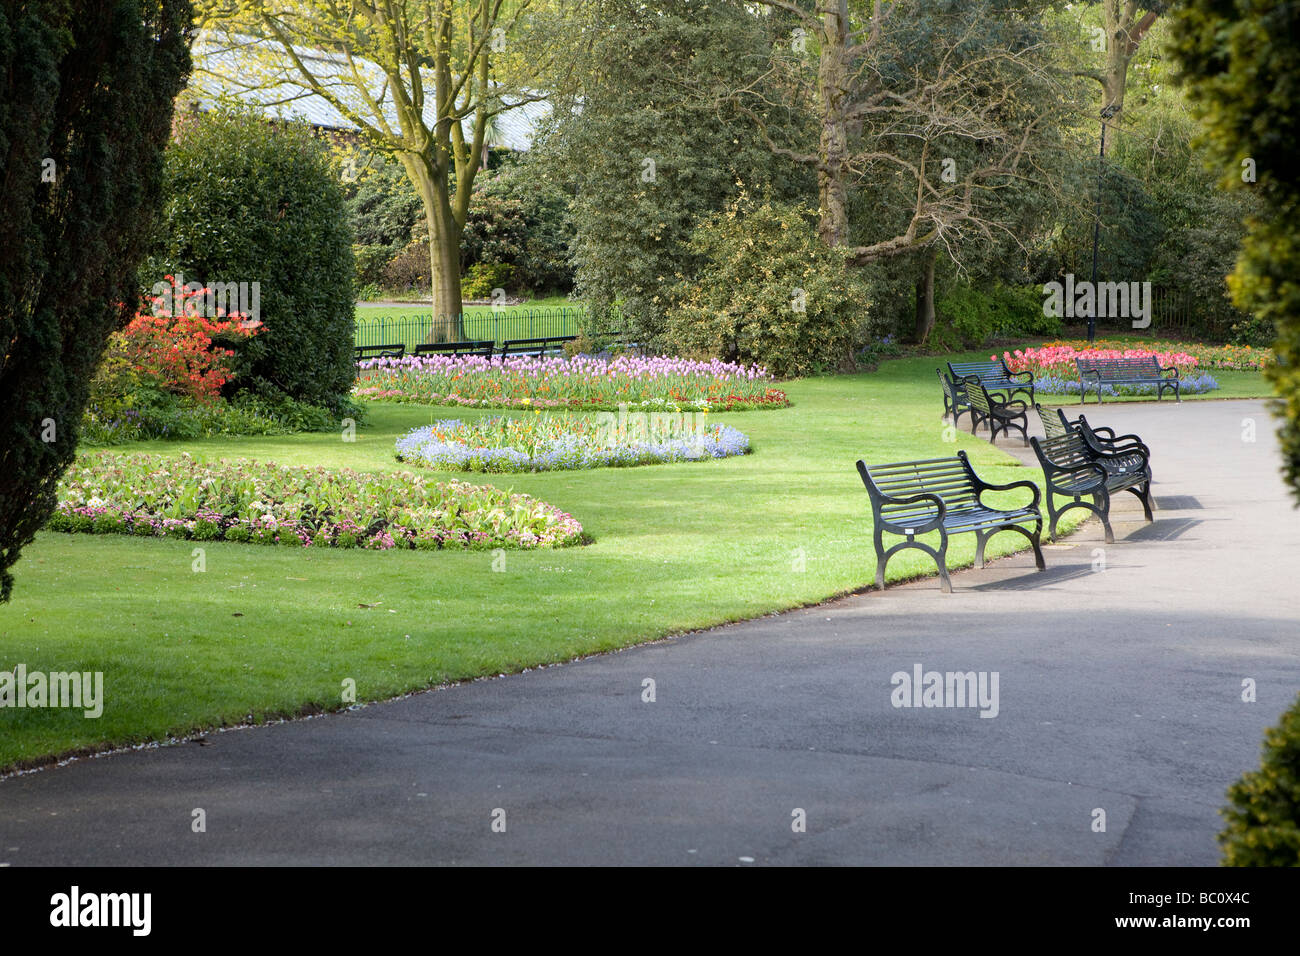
[355,307,586,351]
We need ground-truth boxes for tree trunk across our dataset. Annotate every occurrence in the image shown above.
[914,249,937,343]
[816,0,851,248]
[399,154,465,343]
[1100,2,1159,118]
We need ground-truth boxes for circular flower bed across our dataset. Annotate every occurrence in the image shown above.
[355,353,788,411]
[395,411,751,473]
[49,453,584,550]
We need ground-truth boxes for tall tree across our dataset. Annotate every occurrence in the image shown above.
[1077,1,1170,118]
[196,0,551,337]
[0,0,193,602]
[1169,0,1300,501]
[739,0,1067,338]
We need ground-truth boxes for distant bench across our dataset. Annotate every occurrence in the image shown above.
[499,335,577,357]
[412,340,495,358]
[354,343,405,363]
[1076,356,1180,404]
[948,359,1035,405]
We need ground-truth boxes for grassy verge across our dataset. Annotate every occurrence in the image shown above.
[0,352,1272,771]
[355,298,583,351]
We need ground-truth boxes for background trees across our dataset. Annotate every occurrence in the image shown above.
[196,0,552,336]
[0,0,193,602]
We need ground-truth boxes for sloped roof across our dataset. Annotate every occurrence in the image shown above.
[188,33,547,152]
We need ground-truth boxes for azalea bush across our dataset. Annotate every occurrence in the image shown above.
[355,354,788,412]
[48,453,584,550]
[395,412,751,473]
[83,281,357,444]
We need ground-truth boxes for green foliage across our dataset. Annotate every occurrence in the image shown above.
[462,262,513,300]
[1219,693,1300,866]
[0,0,192,602]
[666,196,869,378]
[1170,0,1300,501]
[345,152,424,251]
[537,0,812,347]
[144,107,356,412]
[1229,314,1278,349]
[353,244,390,291]
[932,283,1061,350]
[82,389,363,445]
[461,165,573,294]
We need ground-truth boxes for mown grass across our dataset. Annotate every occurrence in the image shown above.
[0,351,1273,771]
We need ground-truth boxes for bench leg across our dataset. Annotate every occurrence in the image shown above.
[936,531,952,593]
[974,529,989,568]
[1130,481,1154,522]
[1096,489,1115,544]
[1030,519,1046,570]
[874,529,888,590]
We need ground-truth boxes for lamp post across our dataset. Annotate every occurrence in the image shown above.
[1088,104,1119,344]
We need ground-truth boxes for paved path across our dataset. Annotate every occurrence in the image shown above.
[2,400,1298,865]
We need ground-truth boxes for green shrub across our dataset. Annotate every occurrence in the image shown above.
[381,237,429,293]
[1229,314,1278,349]
[463,262,513,300]
[354,243,391,291]
[1219,693,1300,866]
[666,195,869,378]
[461,165,574,294]
[143,107,356,412]
[932,282,1060,349]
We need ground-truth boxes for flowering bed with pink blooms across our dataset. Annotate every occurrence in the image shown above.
[353,354,788,412]
[992,343,1222,397]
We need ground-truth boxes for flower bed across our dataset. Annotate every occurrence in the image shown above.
[1014,339,1273,373]
[48,453,584,550]
[395,411,750,473]
[354,353,788,411]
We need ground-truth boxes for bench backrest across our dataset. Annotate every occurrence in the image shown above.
[355,343,405,361]
[1031,431,1095,472]
[966,382,993,414]
[413,340,494,357]
[500,335,577,356]
[947,360,1004,382]
[1076,355,1159,378]
[936,368,969,403]
[1035,404,1070,439]
[857,455,980,518]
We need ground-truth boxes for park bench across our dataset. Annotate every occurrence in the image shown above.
[354,343,406,363]
[499,335,577,357]
[856,451,1046,593]
[936,368,973,426]
[412,340,495,358]
[1030,431,1153,543]
[948,359,1035,405]
[1035,405,1152,458]
[967,381,1029,445]
[1075,355,1180,404]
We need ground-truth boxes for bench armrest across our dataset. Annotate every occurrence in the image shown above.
[1088,443,1149,467]
[1007,370,1034,385]
[1159,364,1181,378]
[872,492,947,534]
[975,478,1041,511]
[1041,460,1108,489]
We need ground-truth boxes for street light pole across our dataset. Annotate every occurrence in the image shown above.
[1089,104,1119,344]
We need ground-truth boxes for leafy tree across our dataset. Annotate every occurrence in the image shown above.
[536,0,813,347]
[196,0,556,338]
[0,0,193,603]
[1169,0,1300,499]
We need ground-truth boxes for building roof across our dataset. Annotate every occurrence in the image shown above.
[188,33,547,152]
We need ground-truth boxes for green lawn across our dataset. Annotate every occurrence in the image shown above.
[0,352,1274,771]
[355,297,583,350]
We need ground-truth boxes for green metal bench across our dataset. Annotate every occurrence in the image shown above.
[857,452,1045,593]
